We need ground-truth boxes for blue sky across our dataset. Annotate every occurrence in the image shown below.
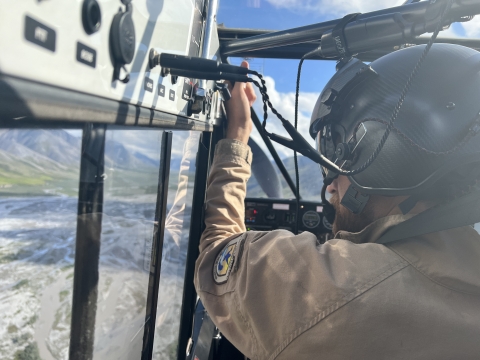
[217,0,339,93]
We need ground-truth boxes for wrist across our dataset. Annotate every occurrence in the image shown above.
[226,126,251,144]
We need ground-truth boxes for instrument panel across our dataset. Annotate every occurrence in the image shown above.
[0,0,218,122]
[245,198,333,243]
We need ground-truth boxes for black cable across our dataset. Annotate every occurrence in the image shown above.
[293,57,306,234]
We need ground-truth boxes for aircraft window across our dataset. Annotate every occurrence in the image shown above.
[222,55,329,202]
[0,129,81,360]
[152,131,201,360]
[92,128,164,360]
[246,119,323,201]
[246,124,293,199]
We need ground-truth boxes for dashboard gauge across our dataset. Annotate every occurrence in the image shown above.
[323,216,333,231]
[302,210,321,229]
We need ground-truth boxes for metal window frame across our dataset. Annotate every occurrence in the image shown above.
[218,29,480,61]
[176,124,223,360]
[142,131,173,360]
[69,123,107,360]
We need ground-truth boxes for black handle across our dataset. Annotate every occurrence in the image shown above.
[159,53,249,75]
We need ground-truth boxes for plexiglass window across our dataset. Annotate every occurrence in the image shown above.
[0,128,81,360]
[152,131,200,360]
[92,128,164,360]
[245,123,323,201]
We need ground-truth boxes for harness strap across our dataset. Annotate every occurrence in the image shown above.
[377,189,480,244]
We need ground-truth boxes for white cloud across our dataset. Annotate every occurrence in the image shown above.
[250,76,319,159]
[265,0,403,16]
[459,16,480,37]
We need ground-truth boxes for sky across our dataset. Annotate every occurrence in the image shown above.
[217,0,480,158]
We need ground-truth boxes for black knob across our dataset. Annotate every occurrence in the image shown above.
[82,0,102,35]
[335,142,351,161]
[110,3,135,83]
[110,5,135,65]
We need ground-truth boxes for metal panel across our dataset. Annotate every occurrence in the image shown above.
[0,75,215,131]
[0,0,215,122]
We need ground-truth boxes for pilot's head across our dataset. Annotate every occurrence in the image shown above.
[310,44,480,234]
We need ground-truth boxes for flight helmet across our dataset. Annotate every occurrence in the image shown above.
[310,43,480,213]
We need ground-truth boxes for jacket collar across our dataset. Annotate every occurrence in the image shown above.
[334,214,415,244]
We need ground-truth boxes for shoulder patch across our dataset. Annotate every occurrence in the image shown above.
[213,236,242,284]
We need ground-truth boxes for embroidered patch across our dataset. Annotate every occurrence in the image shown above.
[213,236,242,284]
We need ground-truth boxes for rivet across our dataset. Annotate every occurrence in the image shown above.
[446,102,455,110]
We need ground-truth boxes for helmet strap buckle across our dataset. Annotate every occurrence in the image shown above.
[341,184,370,214]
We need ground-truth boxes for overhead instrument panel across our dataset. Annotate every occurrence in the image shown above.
[0,0,219,123]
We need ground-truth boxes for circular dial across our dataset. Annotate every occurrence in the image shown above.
[302,211,321,229]
[322,216,333,231]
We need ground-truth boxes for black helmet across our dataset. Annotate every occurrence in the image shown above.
[310,43,480,204]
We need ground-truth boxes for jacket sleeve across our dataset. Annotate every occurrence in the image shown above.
[194,138,257,356]
[198,139,252,253]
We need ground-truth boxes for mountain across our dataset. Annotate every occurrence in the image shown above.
[0,129,162,196]
[282,155,324,200]
[0,129,161,170]
[0,129,81,166]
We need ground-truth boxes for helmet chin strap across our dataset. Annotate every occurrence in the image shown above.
[340,184,371,214]
[322,173,371,222]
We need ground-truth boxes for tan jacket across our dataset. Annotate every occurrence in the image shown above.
[194,139,480,360]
